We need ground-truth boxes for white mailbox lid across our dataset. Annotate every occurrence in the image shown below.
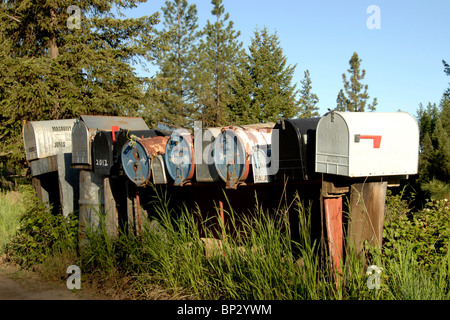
[315,111,419,177]
[23,119,77,161]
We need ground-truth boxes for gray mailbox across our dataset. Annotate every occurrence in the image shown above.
[315,111,419,177]
[71,115,149,169]
[22,119,79,217]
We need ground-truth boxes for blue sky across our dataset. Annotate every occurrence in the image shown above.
[121,0,450,117]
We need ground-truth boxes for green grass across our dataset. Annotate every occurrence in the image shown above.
[3,183,450,300]
[0,188,27,254]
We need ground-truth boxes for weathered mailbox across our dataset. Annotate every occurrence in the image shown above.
[194,127,222,182]
[72,115,149,169]
[315,111,419,177]
[22,119,78,217]
[121,136,170,186]
[274,118,320,181]
[165,130,195,186]
[213,124,273,189]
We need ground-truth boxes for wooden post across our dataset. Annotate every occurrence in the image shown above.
[324,197,343,274]
[348,181,388,254]
[103,177,119,238]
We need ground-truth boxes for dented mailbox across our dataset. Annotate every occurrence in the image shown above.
[315,111,419,177]
[213,124,273,189]
[72,115,149,169]
[121,136,169,186]
[165,130,195,186]
[22,119,79,217]
[23,119,76,162]
[274,118,320,181]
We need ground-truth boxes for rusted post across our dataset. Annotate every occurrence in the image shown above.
[323,197,343,276]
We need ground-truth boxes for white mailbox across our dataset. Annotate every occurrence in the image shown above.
[315,111,419,177]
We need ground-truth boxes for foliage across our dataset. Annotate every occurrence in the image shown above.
[6,195,78,268]
[146,0,200,128]
[192,0,244,127]
[416,100,450,186]
[230,27,300,124]
[383,189,450,270]
[298,70,320,118]
[337,52,377,112]
[0,0,167,168]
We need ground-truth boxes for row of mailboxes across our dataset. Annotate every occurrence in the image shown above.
[23,111,420,202]
[116,111,420,188]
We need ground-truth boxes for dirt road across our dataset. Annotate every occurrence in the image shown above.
[0,264,110,300]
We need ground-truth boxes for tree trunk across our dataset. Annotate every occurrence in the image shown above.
[49,9,59,59]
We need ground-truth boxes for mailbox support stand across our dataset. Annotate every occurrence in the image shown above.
[323,197,343,279]
[348,180,387,255]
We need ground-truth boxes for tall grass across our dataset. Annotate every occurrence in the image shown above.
[4,183,450,300]
[0,189,27,254]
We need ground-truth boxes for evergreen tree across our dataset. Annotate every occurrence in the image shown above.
[298,70,320,118]
[192,0,243,127]
[150,0,199,127]
[336,89,348,112]
[230,27,300,124]
[432,118,450,181]
[443,60,450,99]
[338,52,377,112]
[418,132,434,182]
[0,0,165,166]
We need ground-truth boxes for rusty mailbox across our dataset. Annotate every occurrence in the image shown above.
[213,124,274,189]
[71,115,149,169]
[23,119,79,217]
[165,129,195,186]
[274,117,320,181]
[121,135,170,186]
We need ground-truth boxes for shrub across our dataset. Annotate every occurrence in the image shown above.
[383,189,450,270]
[6,195,78,268]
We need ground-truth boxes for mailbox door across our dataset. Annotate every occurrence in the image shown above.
[213,128,250,188]
[165,132,195,186]
[315,113,350,176]
[113,129,165,173]
[72,120,91,167]
[121,140,151,186]
[92,131,114,175]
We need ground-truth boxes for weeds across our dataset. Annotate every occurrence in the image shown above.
[3,183,450,300]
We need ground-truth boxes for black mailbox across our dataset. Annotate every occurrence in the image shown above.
[92,130,114,176]
[274,117,320,181]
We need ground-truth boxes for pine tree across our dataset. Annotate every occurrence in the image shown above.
[432,118,450,182]
[192,0,243,127]
[443,60,450,99]
[0,0,165,166]
[298,70,320,118]
[418,132,434,182]
[339,52,377,112]
[150,0,199,127]
[230,27,300,124]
